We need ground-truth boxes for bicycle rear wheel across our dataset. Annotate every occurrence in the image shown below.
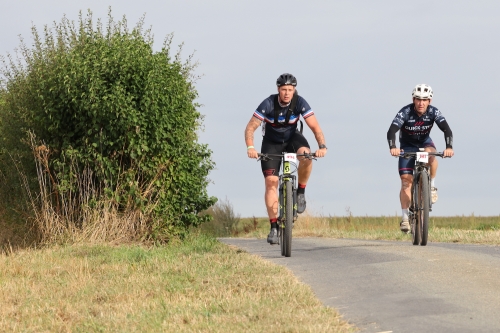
[419,172,430,246]
[284,179,293,257]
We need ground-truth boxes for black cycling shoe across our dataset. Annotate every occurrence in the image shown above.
[297,193,306,214]
[267,228,278,244]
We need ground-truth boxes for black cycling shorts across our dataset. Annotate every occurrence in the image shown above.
[260,130,310,177]
[398,137,436,175]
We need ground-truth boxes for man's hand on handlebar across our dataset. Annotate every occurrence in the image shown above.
[247,148,259,159]
[443,148,454,158]
[390,147,401,157]
[315,148,327,158]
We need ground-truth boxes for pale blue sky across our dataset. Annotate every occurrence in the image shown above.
[2,1,499,217]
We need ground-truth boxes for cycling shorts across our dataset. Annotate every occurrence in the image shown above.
[398,137,436,175]
[261,131,310,177]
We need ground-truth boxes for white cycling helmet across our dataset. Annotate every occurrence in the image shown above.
[412,84,433,99]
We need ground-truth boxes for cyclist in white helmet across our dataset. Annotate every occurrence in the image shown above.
[387,84,454,233]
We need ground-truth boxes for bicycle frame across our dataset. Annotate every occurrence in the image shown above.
[279,154,298,221]
[400,150,443,246]
[258,152,315,221]
[410,161,432,213]
[257,152,315,257]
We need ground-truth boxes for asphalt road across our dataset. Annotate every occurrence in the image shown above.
[219,237,500,333]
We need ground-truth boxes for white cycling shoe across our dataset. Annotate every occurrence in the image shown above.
[400,219,410,233]
[431,187,438,204]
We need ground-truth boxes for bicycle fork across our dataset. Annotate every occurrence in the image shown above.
[278,182,284,221]
[410,168,432,219]
[278,175,297,222]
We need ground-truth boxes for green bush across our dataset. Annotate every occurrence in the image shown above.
[0,10,216,241]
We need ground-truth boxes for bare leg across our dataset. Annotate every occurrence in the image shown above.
[264,176,279,219]
[297,146,312,185]
[400,174,413,209]
[425,146,438,178]
[425,146,439,203]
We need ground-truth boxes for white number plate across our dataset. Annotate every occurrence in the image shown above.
[416,152,429,163]
[284,153,298,163]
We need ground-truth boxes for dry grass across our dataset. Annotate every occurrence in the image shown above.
[0,207,31,252]
[429,227,500,244]
[198,198,241,237]
[24,135,158,245]
[234,213,500,245]
[0,234,354,332]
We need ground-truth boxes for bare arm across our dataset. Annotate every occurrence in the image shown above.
[304,115,325,145]
[245,116,261,146]
[245,116,261,158]
[304,115,327,157]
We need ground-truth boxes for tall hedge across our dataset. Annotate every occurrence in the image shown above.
[0,11,216,239]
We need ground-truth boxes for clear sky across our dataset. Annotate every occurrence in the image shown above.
[2,1,499,217]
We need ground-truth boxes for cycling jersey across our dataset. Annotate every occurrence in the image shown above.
[253,94,314,143]
[388,103,452,148]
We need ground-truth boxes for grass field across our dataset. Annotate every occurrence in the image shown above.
[2,210,499,332]
[213,214,500,245]
[0,233,354,333]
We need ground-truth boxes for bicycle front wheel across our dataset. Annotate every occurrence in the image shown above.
[411,176,421,246]
[284,179,293,257]
[418,172,430,246]
[279,222,286,256]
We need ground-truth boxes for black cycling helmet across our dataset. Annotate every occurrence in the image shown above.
[276,73,297,87]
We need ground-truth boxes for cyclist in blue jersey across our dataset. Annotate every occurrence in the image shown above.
[387,84,454,233]
[245,73,327,244]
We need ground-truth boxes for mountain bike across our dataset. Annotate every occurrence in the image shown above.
[400,149,444,246]
[257,152,316,257]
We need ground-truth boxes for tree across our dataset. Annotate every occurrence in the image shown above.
[0,10,216,242]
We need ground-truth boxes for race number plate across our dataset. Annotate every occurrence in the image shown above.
[284,153,298,164]
[416,152,429,163]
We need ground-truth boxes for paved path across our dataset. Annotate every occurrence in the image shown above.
[220,237,500,333]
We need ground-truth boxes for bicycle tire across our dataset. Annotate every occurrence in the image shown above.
[419,172,430,246]
[279,184,285,256]
[284,179,293,257]
[412,175,421,246]
[279,225,285,256]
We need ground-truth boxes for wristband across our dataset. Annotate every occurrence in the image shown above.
[247,146,255,150]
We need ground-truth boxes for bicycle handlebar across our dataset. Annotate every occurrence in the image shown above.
[399,150,445,159]
[257,152,317,162]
